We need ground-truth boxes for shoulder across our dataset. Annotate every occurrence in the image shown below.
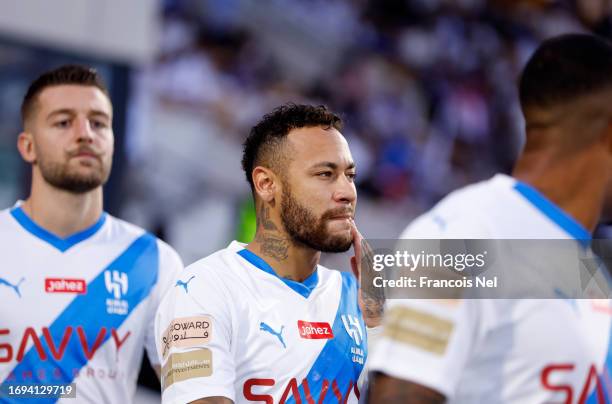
[177,246,240,292]
[105,215,184,275]
[103,214,148,239]
[402,177,510,238]
[0,207,16,230]
[159,248,239,320]
[105,215,180,255]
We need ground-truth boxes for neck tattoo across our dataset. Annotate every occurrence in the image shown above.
[255,206,289,262]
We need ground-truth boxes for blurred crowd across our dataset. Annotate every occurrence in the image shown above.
[122,0,612,262]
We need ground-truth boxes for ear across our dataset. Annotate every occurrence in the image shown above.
[252,166,278,203]
[17,131,37,164]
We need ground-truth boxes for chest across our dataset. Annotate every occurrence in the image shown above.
[0,235,159,369]
[229,282,367,402]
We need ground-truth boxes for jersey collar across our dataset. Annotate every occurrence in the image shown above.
[237,248,319,298]
[511,179,591,247]
[10,205,107,252]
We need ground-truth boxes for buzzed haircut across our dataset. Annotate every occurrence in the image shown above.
[519,33,612,113]
[241,103,343,191]
[21,64,110,126]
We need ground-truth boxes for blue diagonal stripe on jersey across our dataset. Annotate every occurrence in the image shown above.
[0,233,159,404]
[586,316,612,404]
[285,272,366,404]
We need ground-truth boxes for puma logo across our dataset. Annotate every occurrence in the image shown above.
[0,277,25,298]
[175,275,196,294]
[260,322,286,348]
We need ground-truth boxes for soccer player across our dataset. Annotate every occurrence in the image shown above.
[155,104,383,404]
[367,33,612,403]
[0,65,184,402]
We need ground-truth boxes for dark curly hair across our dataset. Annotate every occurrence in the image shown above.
[21,64,110,126]
[241,103,343,191]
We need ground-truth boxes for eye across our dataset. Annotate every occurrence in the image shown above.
[91,120,108,129]
[316,171,333,178]
[54,120,70,128]
[346,172,357,181]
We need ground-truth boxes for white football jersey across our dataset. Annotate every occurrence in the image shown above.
[369,174,611,403]
[0,203,183,403]
[155,241,367,404]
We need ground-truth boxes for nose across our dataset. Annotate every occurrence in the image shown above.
[75,116,94,143]
[332,174,357,206]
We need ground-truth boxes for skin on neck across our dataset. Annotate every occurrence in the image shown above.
[21,169,103,238]
[513,104,612,233]
[247,201,320,282]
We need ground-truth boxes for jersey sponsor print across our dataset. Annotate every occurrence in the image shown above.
[156,242,367,404]
[0,204,183,403]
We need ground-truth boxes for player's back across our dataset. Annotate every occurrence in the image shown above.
[156,241,366,404]
[370,174,610,403]
[0,204,182,403]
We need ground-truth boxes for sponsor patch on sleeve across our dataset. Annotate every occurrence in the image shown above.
[382,306,454,355]
[162,348,213,390]
[162,315,212,359]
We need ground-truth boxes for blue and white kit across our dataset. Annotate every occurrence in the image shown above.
[370,174,611,403]
[0,203,183,403]
[155,241,367,404]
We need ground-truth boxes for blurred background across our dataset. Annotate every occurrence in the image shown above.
[1,0,611,400]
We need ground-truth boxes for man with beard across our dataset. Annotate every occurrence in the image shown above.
[155,104,383,404]
[0,65,183,403]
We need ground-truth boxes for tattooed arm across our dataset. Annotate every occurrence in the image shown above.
[350,222,385,327]
[368,372,446,404]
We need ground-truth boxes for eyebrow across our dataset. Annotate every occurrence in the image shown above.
[310,161,356,170]
[46,109,111,121]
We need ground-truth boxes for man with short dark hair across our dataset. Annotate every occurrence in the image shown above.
[0,65,183,403]
[368,33,612,403]
[155,103,383,404]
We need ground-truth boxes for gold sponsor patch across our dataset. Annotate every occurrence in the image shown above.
[383,306,454,355]
[162,315,212,359]
[162,349,212,390]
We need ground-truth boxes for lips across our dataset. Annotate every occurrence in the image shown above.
[69,149,101,161]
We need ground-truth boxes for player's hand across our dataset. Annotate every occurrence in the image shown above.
[350,220,384,328]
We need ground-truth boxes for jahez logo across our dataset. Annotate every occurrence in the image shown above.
[0,327,130,362]
[298,321,334,339]
[45,278,86,294]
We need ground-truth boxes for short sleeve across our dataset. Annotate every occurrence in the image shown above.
[368,211,488,398]
[371,298,480,398]
[155,266,236,404]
